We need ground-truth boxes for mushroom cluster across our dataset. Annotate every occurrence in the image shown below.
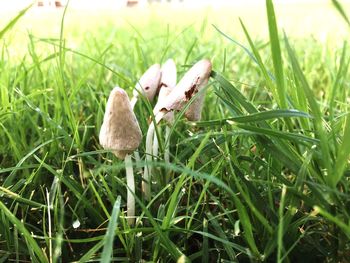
[99,59,212,224]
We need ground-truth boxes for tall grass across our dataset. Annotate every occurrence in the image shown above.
[0,0,349,262]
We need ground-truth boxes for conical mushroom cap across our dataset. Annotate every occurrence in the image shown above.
[99,87,142,159]
[155,59,177,123]
[154,59,211,118]
[133,64,161,101]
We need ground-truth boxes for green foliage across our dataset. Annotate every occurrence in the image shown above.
[0,4,32,40]
[1,0,350,262]
[101,196,121,263]
[332,0,350,27]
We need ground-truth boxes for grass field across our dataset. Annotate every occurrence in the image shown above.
[1,0,350,262]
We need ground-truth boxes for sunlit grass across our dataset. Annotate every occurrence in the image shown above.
[0,1,350,262]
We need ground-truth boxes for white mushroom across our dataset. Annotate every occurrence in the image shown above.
[145,59,178,197]
[154,59,212,118]
[184,89,206,121]
[158,59,177,161]
[143,59,211,201]
[130,64,162,108]
[99,87,142,225]
[155,58,177,124]
[159,59,177,95]
[183,60,211,121]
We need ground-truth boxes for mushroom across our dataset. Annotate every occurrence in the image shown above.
[152,59,177,161]
[154,59,177,124]
[99,87,142,225]
[126,63,161,201]
[143,59,212,201]
[143,59,177,198]
[184,89,206,121]
[130,64,162,108]
[154,59,212,117]
[142,59,177,200]
[158,59,177,101]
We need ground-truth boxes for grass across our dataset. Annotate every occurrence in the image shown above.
[0,0,350,262]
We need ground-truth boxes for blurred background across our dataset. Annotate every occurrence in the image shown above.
[0,0,349,59]
[1,0,347,10]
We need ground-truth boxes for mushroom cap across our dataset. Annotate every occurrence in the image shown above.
[154,59,212,117]
[184,89,206,121]
[133,64,161,101]
[159,59,177,97]
[155,59,177,123]
[99,87,142,159]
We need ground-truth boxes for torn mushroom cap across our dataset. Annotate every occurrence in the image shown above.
[99,87,142,159]
[182,59,212,121]
[154,59,212,119]
[184,83,207,121]
[133,64,161,101]
[159,59,177,97]
[155,59,177,123]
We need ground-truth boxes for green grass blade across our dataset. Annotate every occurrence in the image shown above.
[231,191,260,258]
[89,181,110,218]
[0,200,47,262]
[36,37,132,84]
[239,19,276,96]
[193,109,311,127]
[227,160,275,233]
[212,24,261,69]
[236,124,319,144]
[162,133,211,230]
[329,41,348,122]
[0,186,46,208]
[3,137,63,188]
[79,240,104,262]
[207,213,236,261]
[0,4,32,39]
[266,0,287,108]
[284,35,333,185]
[333,114,350,186]
[277,185,287,263]
[100,196,122,263]
[189,229,247,254]
[332,0,350,27]
[133,193,186,260]
[211,71,258,114]
[202,219,209,263]
[314,206,350,239]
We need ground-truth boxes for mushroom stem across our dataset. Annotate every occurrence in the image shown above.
[143,112,165,200]
[143,123,154,200]
[152,125,170,176]
[152,129,159,159]
[99,87,142,226]
[130,98,143,174]
[130,96,138,109]
[124,154,135,226]
[164,126,171,164]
